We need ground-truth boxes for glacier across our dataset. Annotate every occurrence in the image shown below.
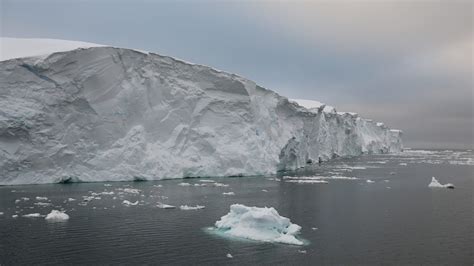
[0,38,402,185]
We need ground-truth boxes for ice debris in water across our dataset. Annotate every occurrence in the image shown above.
[122,200,139,206]
[428,177,454,189]
[226,253,233,258]
[180,205,205,210]
[214,204,304,245]
[0,212,4,215]
[36,197,48,201]
[45,210,69,221]
[222,192,235,196]
[67,198,76,202]
[22,213,42,218]
[366,179,375,183]
[157,203,176,209]
[178,182,191,186]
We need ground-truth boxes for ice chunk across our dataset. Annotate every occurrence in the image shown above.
[226,253,233,258]
[178,182,191,186]
[45,210,69,221]
[285,180,329,184]
[212,183,229,187]
[214,204,304,245]
[0,212,3,215]
[180,205,205,210]
[222,192,235,196]
[366,179,375,183]
[122,200,139,206]
[34,202,52,207]
[157,203,176,209]
[12,215,18,218]
[22,213,42,218]
[399,163,408,166]
[199,179,216,183]
[36,197,48,201]
[67,198,76,202]
[428,177,455,189]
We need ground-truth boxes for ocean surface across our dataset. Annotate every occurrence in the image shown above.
[0,149,472,265]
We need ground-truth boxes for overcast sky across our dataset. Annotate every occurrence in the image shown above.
[1,0,472,149]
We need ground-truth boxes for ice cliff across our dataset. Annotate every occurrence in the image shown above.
[0,38,402,185]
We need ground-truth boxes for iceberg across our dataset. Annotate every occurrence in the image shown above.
[214,204,304,245]
[428,177,454,189]
[45,210,69,221]
[0,38,403,185]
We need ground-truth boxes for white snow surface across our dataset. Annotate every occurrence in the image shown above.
[428,177,454,188]
[45,210,69,221]
[0,37,104,61]
[0,38,403,185]
[215,204,304,245]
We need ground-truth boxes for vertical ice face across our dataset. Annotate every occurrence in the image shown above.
[0,46,402,185]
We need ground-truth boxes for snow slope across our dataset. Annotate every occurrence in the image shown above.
[0,38,403,185]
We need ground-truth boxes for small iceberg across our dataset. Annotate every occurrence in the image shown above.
[180,205,205,210]
[45,210,69,221]
[22,213,42,218]
[213,204,304,245]
[226,253,233,258]
[157,203,176,209]
[428,177,454,189]
[366,179,375,183]
[222,192,235,196]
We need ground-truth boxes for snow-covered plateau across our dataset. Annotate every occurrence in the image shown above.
[0,38,402,185]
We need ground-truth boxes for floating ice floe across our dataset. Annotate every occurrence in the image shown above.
[67,198,76,202]
[120,188,141,194]
[428,177,454,189]
[399,163,408,166]
[34,202,52,207]
[21,197,30,201]
[222,192,235,196]
[36,196,48,201]
[214,204,304,245]
[180,205,205,210]
[212,183,229,187]
[298,250,307,254]
[366,179,375,183]
[0,212,3,215]
[15,199,21,204]
[226,253,233,258]
[12,215,18,218]
[104,184,112,187]
[122,200,139,206]
[153,184,163,188]
[199,179,216,183]
[178,182,191,186]
[45,210,69,221]
[157,203,176,209]
[286,180,329,184]
[22,213,42,218]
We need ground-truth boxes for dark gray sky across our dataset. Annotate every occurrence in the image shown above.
[1,0,472,149]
